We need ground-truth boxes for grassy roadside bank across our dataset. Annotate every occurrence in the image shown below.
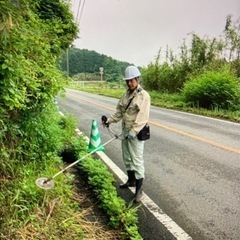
[0,105,142,240]
[68,85,240,123]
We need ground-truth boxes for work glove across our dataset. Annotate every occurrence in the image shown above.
[101,115,109,128]
[127,130,136,139]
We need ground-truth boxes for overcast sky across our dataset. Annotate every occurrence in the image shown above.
[70,0,240,67]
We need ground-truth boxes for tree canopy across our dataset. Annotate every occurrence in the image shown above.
[0,0,78,160]
[59,48,133,81]
[142,15,240,93]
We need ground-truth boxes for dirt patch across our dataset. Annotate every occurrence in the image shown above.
[70,167,123,240]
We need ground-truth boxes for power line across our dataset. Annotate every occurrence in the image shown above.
[75,0,86,25]
[75,0,82,23]
[78,0,86,23]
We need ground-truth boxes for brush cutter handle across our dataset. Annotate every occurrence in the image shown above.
[101,115,109,128]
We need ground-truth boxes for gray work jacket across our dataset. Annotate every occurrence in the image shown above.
[108,85,150,134]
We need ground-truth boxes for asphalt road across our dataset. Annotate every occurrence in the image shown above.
[58,89,240,240]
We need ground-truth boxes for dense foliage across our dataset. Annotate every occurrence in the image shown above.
[0,0,79,237]
[141,15,240,110]
[182,66,240,109]
[0,0,77,161]
[59,48,133,81]
[142,16,240,93]
[80,156,142,239]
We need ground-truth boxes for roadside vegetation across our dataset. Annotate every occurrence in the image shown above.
[68,15,240,123]
[59,48,131,81]
[0,105,142,239]
[69,81,240,122]
[0,0,142,239]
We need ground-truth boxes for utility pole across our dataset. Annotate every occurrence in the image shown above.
[66,48,69,77]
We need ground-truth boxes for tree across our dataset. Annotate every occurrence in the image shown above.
[224,15,240,61]
[223,15,240,77]
[59,48,131,81]
[0,0,78,160]
[142,15,240,93]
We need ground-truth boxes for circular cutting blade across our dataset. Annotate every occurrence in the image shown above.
[35,177,54,190]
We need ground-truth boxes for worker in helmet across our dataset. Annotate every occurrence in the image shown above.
[102,65,151,203]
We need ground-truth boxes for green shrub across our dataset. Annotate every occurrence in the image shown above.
[80,155,142,238]
[182,66,240,109]
[0,110,85,239]
[17,104,77,163]
[60,133,142,239]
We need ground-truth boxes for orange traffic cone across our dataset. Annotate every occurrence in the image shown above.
[88,119,105,152]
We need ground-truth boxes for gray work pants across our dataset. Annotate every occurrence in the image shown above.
[121,135,145,179]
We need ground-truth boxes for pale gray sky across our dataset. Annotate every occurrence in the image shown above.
[70,0,240,67]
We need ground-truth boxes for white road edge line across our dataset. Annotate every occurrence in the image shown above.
[96,149,193,240]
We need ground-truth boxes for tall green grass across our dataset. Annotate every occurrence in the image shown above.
[69,85,240,122]
[0,102,142,239]
[0,105,85,239]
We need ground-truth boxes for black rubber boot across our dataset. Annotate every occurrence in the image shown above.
[133,178,143,203]
[120,171,136,188]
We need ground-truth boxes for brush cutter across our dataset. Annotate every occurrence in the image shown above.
[36,127,121,190]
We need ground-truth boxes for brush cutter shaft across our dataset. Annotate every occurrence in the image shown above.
[51,136,117,180]
[108,127,126,140]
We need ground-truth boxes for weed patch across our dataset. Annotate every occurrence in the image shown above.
[71,86,240,122]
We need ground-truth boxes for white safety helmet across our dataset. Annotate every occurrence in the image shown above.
[123,66,141,80]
